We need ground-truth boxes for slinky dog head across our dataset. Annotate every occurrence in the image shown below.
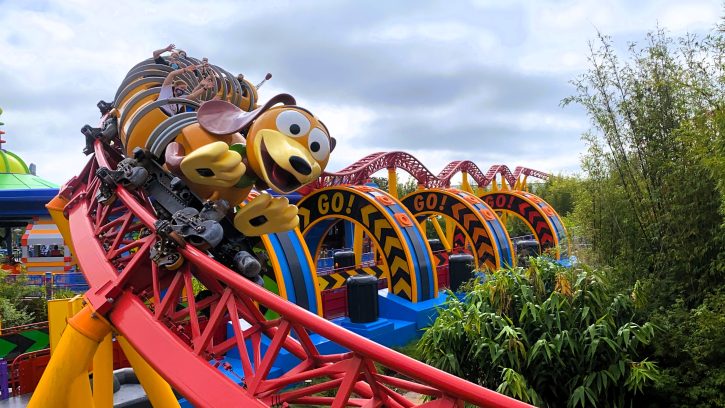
[197,94,335,194]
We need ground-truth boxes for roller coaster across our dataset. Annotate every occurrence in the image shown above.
[27,53,569,407]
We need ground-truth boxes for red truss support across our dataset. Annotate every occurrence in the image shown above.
[513,166,550,181]
[61,140,533,407]
[312,151,440,189]
[306,152,549,191]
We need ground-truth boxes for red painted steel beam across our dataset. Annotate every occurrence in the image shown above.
[180,246,528,406]
[308,152,549,191]
[65,140,535,407]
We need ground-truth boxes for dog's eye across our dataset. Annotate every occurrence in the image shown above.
[276,110,310,137]
[308,128,330,162]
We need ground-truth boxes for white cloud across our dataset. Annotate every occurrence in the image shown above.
[367,21,494,45]
[505,111,588,132]
[660,2,722,31]
[0,0,721,189]
[310,103,377,142]
[515,0,721,74]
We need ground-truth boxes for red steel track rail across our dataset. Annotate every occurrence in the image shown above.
[60,140,532,407]
[304,151,548,191]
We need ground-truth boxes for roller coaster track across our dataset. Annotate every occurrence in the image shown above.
[63,139,530,407]
[306,151,549,190]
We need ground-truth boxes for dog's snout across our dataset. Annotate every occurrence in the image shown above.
[289,156,312,176]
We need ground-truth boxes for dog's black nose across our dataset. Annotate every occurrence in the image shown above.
[289,156,312,175]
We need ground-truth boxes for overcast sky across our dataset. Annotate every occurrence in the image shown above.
[0,0,721,186]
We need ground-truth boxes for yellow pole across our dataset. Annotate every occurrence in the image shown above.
[69,295,85,315]
[353,224,364,265]
[67,374,95,408]
[431,217,452,251]
[521,175,529,192]
[387,168,398,198]
[28,305,111,408]
[48,296,85,355]
[444,215,456,248]
[46,194,77,263]
[491,176,499,192]
[47,300,66,354]
[461,172,473,194]
[476,186,485,196]
[93,333,114,407]
[118,336,180,408]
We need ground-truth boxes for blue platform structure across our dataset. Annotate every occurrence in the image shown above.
[0,138,60,259]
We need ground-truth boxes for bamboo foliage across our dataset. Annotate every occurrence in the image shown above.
[562,28,724,306]
[511,23,723,407]
[417,259,660,407]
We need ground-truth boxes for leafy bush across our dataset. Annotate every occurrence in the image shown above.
[563,28,724,309]
[559,23,724,406]
[418,258,660,406]
[647,291,725,407]
[0,271,38,327]
[0,298,33,328]
[51,288,78,300]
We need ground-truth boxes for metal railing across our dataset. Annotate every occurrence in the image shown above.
[316,250,376,275]
[4,272,88,299]
[8,349,50,397]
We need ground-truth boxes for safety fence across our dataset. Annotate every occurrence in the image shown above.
[0,359,7,400]
[0,321,51,400]
[315,249,376,274]
[0,322,135,398]
[318,250,453,319]
[5,272,88,300]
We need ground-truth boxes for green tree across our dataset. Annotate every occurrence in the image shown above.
[503,216,533,238]
[397,176,418,198]
[0,271,37,327]
[370,173,419,198]
[369,176,388,191]
[647,291,725,407]
[563,24,724,407]
[530,174,583,218]
[563,28,724,307]
[418,259,660,407]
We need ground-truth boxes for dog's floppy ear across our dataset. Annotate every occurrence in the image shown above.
[197,94,297,135]
[329,137,336,152]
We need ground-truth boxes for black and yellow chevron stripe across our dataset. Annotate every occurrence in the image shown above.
[317,265,386,291]
[402,189,499,270]
[298,186,420,301]
[481,191,556,250]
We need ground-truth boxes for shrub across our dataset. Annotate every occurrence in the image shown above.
[417,258,660,406]
[647,291,725,407]
[0,271,38,327]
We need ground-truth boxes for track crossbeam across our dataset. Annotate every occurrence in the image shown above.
[63,139,533,407]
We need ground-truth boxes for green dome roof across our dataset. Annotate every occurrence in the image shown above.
[0,149,30,174]
[0,149,58,190]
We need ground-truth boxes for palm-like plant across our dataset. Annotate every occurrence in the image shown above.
[417,258,660,407]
